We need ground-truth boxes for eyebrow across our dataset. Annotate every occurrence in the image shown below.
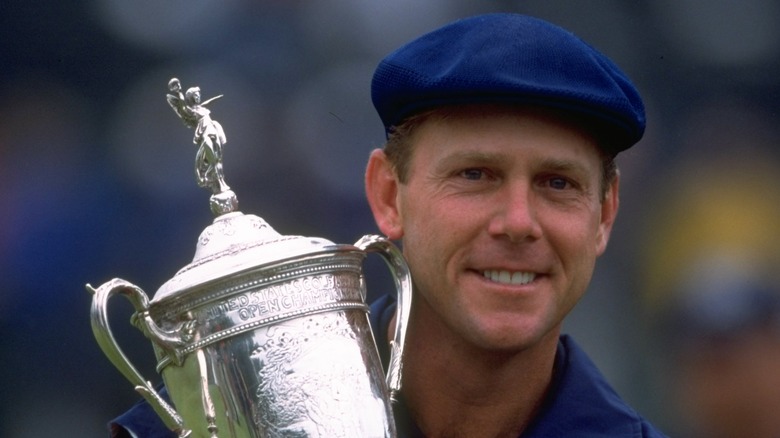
[537,157,591,174]
[435,151,592,175]
[435,151,509,169]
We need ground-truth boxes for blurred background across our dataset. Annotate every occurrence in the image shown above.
[2,1,780,437]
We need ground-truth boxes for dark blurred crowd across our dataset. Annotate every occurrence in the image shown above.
[2,1,780,437]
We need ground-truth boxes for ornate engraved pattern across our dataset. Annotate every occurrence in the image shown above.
[249,311,386,437]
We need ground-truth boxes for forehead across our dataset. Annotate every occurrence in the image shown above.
[409,104,601,159]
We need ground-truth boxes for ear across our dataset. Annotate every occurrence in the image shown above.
[595,173,620,256]
[365,149,404,240]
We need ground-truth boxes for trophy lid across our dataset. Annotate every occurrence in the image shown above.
[153,78,342,303]
[153,211,341,302]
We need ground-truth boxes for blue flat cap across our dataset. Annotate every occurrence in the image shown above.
[372,13,646,154]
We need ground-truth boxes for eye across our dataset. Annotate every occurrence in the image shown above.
[547,176,571,190]
[459,168,486,180]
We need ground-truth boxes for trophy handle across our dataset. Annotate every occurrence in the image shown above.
[355,235,412,403]
[87,278,192,438]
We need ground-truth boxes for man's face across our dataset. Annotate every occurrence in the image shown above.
[385,107,618,353]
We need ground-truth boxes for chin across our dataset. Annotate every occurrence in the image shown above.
[468,319,553,353]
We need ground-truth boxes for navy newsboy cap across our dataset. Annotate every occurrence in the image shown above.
[371,13,646,154]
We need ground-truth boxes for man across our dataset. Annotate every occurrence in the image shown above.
[364,13,663,437]
[111,13,665,437]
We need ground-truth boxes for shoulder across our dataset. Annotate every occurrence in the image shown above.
[109,386,177,438]
[524,335,668,438]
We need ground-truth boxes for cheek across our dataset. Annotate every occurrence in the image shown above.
[398,197,467,277]
[556,206,606,256]
[399,190,455,240]
[546,213,600,294]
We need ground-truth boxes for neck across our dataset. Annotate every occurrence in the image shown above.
[395,307,559,438]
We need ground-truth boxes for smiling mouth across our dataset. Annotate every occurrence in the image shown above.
[482,270,536,285]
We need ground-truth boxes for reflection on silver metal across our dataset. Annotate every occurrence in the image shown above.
[87,78,412,437]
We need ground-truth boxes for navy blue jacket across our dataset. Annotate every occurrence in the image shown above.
[111,294,666,437]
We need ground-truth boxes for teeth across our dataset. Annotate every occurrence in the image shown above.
[483,270,536,285]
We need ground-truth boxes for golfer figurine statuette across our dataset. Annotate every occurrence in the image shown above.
[166,77,235,215]
[87,78,412,438]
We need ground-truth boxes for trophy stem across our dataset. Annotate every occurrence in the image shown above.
[210,190,238,216]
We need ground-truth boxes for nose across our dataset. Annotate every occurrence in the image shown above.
[487,183,542,242]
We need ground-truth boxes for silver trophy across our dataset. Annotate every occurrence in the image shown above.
[88,78,412,437]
